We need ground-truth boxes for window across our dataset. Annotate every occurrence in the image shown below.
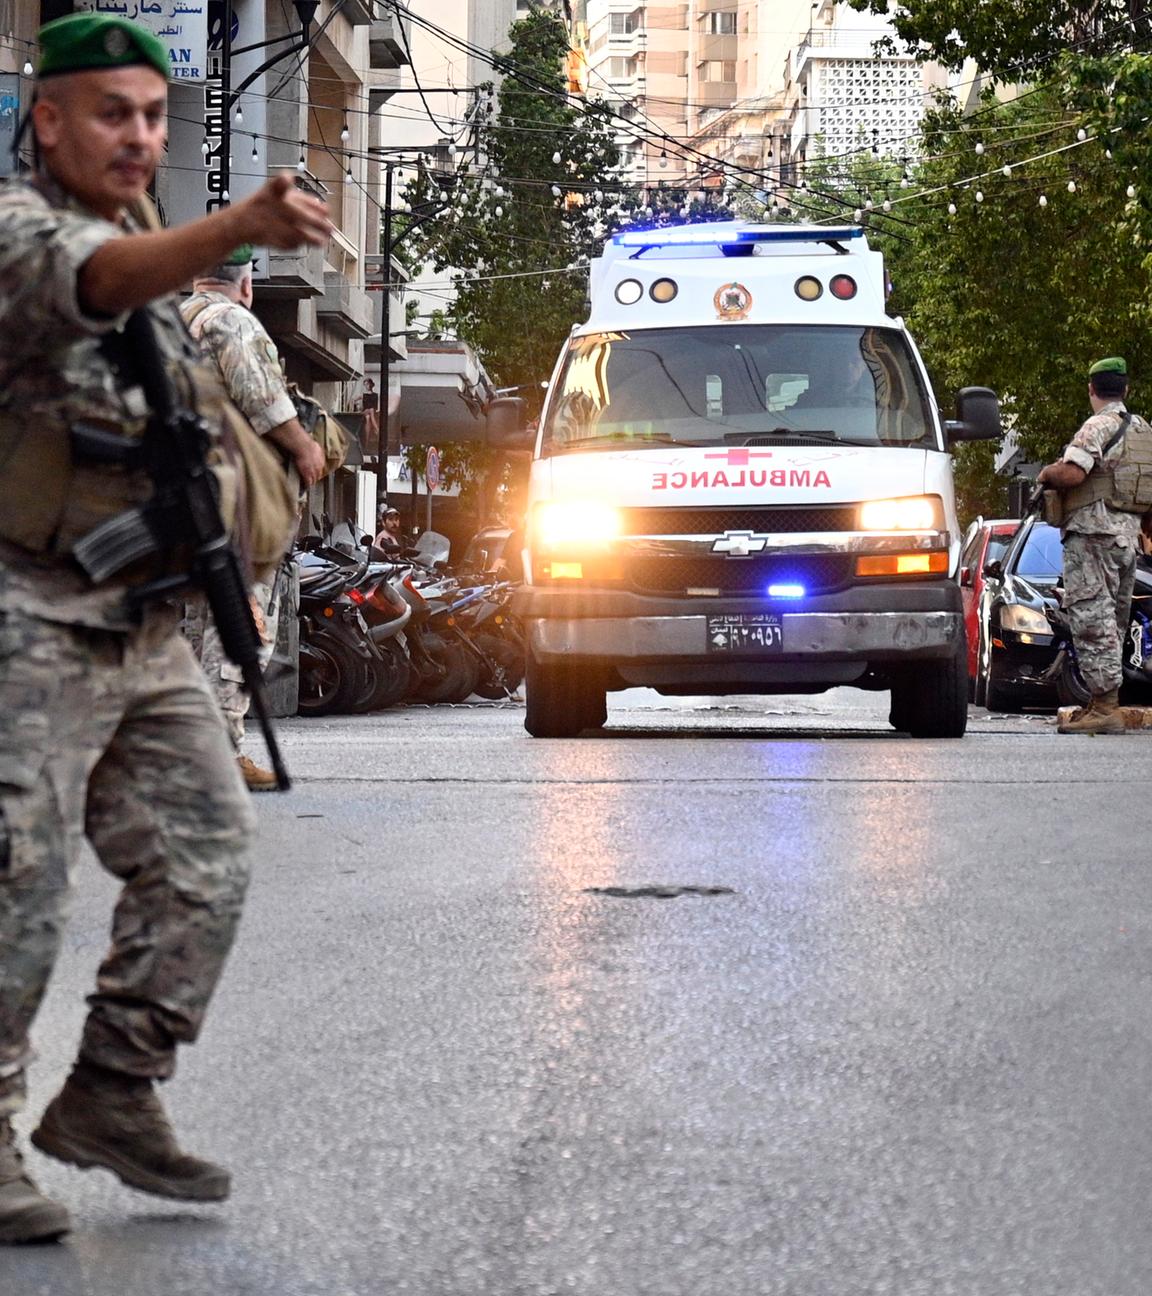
[609,10,642,35]
[544,326,938,453]
[704,12,736,34]
[606,57,637,79]
[699,60,736,82]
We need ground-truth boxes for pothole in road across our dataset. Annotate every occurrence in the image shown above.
[584,884,736,900]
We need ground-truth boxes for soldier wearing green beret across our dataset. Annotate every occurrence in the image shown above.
[181,248,326,790]
[0,13,332,1243]
[1036,357,1152,732]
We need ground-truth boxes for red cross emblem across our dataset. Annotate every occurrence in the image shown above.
[703,448,774,466]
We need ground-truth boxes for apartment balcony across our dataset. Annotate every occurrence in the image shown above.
[318,274,375,340]
[370,4,410,69]
[262,241,326,297]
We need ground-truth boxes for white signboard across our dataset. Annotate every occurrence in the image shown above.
[77,0,208,83]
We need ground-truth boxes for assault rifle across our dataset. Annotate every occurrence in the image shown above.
[71,308,291,791]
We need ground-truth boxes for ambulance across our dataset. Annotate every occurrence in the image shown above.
[508,222,1002,738]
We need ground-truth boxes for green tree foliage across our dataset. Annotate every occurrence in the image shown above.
[847,0,1150,79]
[405,11,620,407]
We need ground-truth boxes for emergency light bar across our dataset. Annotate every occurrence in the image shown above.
[611,224,864,249]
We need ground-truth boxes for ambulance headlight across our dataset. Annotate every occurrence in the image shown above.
[614,279,643,305]
[858,496,943,531]
[534,500,623,549]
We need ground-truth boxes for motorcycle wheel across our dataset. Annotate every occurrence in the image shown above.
[416,631,480,704]
[471,633,525,700]
[298,638,348,716]
[362,639,413,711]
[1055,651,1091,710]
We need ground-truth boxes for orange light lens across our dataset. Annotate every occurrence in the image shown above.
[550,561,584,579]
[856,552,949,577]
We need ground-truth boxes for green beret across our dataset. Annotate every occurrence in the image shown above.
[1089,356,1128,378]
[224,244,254,266]
[37,13,169,82]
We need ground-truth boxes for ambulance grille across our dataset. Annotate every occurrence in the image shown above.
[627,553,855,596]
[620,506,858,535]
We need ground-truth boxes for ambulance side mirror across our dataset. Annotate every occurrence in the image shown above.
[945,387,1002,444]
[486,397,534,452]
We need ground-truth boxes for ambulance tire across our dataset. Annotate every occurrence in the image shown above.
[524,654,607,737]
[889,644,968,738]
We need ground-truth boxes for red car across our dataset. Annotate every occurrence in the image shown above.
[959,517,1019,697]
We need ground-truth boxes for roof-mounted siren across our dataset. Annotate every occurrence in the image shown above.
[610,223,865,258]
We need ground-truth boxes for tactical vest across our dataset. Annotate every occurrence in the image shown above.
[0,184,248,572]
[1064,410,1152,515]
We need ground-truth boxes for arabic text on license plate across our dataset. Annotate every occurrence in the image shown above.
[707,614,783,654]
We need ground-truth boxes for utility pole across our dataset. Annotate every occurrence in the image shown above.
[378,161,394,523]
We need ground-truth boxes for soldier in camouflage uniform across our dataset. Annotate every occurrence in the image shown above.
[1037,357,1150,734]
[181,247,324,791]
[0,14,330,1243]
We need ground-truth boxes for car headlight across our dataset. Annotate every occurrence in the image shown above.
[533,500,623,550]
[858,495,943,531]
[1000,603,1051,634]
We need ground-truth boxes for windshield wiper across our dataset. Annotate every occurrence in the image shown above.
[553,432,691,451]
[723,428,849,445]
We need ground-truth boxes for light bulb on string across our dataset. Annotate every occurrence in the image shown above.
[345,168,353,186]
[1077,127,1087,141]
[22,59,32,76]
[340,119,350,144]
[234,103,243,125]
[975,191,984,203]
[853,208,863,222]
[947,202,957,215]
[900,176,909,189]
[883,199,892,212]
[1128,184,1137,199]
[222,190,230,203]
[1106,149,1112,159]
[201,138,210,157]
[494,205,503,217]
[551,185,561,197]
[1002,165,1012,178]
[297,152,306,173]
[251,136,258,163]
[1039,194,1048,208]
[552,151,561,164]
[974,141,984,155]
[1068,180,1077,193]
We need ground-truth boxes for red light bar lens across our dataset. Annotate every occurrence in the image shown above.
[347,588,366,604]
[830,275,857,300]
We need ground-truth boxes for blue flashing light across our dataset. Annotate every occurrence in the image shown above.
[612,224,863,249]
[767,583,806,599]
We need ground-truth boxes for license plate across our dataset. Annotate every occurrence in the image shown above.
[707,614,783,654]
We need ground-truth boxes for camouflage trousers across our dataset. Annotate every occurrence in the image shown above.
[0,607,256,1118]
[184,577,279,752]
[1064,531,1138,695]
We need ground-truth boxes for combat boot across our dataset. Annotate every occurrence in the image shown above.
[31,1063,230,1202]
[1058,688,1126,735]
[237,753,278,792]
[0,1120,70,1244]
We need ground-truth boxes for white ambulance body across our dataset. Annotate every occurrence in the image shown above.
[515,222,1001,737]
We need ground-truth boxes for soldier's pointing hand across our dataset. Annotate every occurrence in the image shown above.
[232,175,333,251]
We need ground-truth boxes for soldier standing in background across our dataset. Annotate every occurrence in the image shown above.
[1037,357,1152,733]
[0,13,330,1243]
[181,247,325,791]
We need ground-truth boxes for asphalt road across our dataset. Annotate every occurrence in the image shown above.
[9,691,1152,1296]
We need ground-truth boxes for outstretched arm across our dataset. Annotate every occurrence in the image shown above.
[78,176,331,316]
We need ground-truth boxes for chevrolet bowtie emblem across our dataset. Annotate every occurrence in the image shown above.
[712,530,766,556]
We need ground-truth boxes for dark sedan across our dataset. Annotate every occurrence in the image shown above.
[974,517,1063,712]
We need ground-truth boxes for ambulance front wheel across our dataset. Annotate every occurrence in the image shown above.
[524,653,607,738]
[888,643,968,738]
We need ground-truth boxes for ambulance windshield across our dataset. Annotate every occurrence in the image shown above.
[543,325,936,453]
